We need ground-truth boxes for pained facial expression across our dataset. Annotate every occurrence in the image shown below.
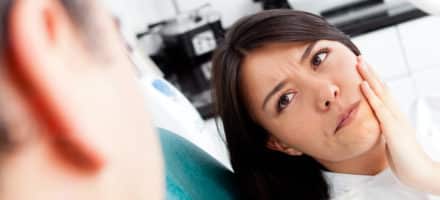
[240,40,381,164]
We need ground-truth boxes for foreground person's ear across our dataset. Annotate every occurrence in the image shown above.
[266,136,303,156]
[7,0,104,172]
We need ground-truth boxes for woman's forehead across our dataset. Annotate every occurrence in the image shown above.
[241,42,312,79]
[248,42,310,58]
[242,40,339,71]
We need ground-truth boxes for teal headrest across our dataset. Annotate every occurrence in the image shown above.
[157,128,238,200]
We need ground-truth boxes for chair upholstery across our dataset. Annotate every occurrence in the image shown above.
[158,128,238,200]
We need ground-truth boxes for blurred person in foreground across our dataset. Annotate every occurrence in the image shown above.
[0,0,163,199]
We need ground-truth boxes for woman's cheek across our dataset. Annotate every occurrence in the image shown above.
[334,57,362,83]
[359,99,381,135]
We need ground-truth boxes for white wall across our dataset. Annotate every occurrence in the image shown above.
[351,16,440,117]
[102,0,175,32]
[174,0,261,27]
[100,0,175,46]
[101,0,417,42]
[101,0,262,38]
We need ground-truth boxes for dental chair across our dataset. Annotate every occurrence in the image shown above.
[133,55,236,199]
[158,128,238,200]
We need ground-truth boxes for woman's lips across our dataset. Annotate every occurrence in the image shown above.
[335,100,361,133]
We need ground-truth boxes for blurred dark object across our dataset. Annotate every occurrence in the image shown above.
[321,0,427,37]
[321,0,383,18]
[139,5,224,119]
[254,0,292,10]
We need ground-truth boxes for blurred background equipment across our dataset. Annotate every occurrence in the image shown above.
[130,46,230,169]
[138,4,223,119]
[106,0,231,168]
[291,0,427,36]
[254,0,292,10]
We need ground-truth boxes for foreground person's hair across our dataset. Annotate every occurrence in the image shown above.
[0,0,92,50]
[212,9,360,200]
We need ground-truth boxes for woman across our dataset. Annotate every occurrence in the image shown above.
[212,10,440,199]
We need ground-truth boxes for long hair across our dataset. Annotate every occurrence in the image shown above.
[212,10,360,200]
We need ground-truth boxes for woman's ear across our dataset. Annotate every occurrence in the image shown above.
[266,136,303,156]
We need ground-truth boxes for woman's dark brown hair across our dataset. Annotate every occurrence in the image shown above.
[212,9,360,200]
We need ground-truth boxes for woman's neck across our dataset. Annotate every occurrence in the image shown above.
[318,138,388,176]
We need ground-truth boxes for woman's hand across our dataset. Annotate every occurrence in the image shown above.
[356,56,434,190]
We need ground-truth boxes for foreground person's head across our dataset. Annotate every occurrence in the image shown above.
[213,10,383,199]
[0,0,163,199]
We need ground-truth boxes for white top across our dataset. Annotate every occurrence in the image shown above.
[324,97,440,200]
[324,168,440,200]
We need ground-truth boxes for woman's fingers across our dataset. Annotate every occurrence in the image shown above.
[357,56,387,99]
[360,81,392,127]
[356,57,406,118]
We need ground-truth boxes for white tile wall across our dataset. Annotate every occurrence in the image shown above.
[102,0,176,33]
[413,68,440,97]
[350,16,440,118]
[397,16,440,72]
[175,0,261,27]
[399,16,440,110]
[352,27,409,80]
[103,0,262,34]
[386,77,417,117]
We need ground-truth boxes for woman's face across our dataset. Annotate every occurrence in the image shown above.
[240,40,381,164]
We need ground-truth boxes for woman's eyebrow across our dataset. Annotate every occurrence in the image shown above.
[300,41,318,63]
[262,79,288,110]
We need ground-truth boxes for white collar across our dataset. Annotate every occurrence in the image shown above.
[323,168,395,197]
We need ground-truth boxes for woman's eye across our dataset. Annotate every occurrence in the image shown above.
[278,92,295,111]
[312,51,328,67]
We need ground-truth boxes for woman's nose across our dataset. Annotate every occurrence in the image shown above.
[316,83,339,111]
